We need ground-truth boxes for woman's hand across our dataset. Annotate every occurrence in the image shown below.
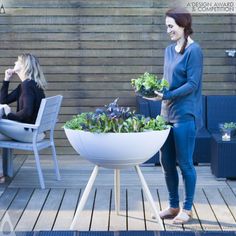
[142,96,161,101]
[4,69,15,81]
[142,91,163,101]
[154,91,164,98]
[1,104,11,115]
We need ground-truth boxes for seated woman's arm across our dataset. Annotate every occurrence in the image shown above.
[6,82,35,123]
[0,81,20,104]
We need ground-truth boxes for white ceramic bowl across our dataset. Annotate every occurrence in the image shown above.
[64,128,170,169]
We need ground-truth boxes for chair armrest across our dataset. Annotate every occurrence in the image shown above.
[0,119,39,129]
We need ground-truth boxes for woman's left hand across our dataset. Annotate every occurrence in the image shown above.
[142,91,163,101]
[154,91,164,98]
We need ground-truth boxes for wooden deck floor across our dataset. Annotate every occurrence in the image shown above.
[0,154,236,232]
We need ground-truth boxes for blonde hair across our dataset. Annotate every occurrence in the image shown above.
[18,53,47,90]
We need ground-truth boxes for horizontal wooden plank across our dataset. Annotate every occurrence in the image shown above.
[0,49,164,57]
[0,57,235,67]
[81,25,236,33]
[1,32,236,41]
[0,41,235,52]
[4,81,133,90]
[59,98,137,107]
[79,33,236,41]
[2,8,170,16]
[1,24,235,33]
[79,41,236,50]
[0,33,79,41]
[39,65,236,74]
[0,25,79,33]
[1,65,234,75]
[0,16,234,25]
[203,66,235,74]
[27,66,164,74]
[0,41,78,50]
[50,105,137,115]
[49,90,136,98]
[0,49,235,58]
[203,90,236,95]
[204,82,236,90]
[1,73,234,83]
[3,0,155,8]
[2,7,235,17]
[204,75,236,82]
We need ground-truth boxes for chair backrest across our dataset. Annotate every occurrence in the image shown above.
[35,95,63,134]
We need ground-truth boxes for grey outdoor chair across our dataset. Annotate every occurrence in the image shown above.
[0,95,63,189]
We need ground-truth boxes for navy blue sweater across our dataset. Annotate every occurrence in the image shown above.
[161,42,203,129]
[0,80,45,124]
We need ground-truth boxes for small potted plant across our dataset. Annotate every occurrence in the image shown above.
[64,98,170,169]
[219,122,236,141]
[131,72,169,97]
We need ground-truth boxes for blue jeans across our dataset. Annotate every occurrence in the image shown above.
[160,120,197,210]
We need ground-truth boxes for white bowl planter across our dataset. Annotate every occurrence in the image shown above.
[64,127,170,169]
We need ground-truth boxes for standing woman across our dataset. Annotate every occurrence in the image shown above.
[0,53,47,182]
[146,8,203,223]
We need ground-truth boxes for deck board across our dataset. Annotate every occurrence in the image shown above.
[203,187,236,231]
[109,188,127,231]
[14,189,49,231]
[127,188,145,230]
[53,189,80,230]
[218,186,236,222]
[34,188,64,231]
[90,188,110,231]
[193,188,219,231]
[8,188,34,230]
[0,155,235,231]
[74,188,96,231]
[144,188,162,231]
[0,188,18,221]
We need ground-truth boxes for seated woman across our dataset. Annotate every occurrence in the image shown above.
[0,53,47,182]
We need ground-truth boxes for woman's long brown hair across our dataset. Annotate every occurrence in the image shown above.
[166,8,193,54]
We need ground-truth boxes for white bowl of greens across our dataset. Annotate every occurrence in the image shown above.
[64,99,170,169]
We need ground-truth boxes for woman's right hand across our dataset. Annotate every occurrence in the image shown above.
[4,69,15,81]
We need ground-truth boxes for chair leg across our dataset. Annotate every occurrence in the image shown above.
[33,147,45,189]
[2,148,13,177]
[51,143,61,181]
